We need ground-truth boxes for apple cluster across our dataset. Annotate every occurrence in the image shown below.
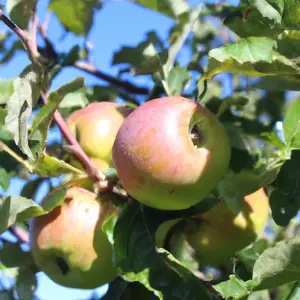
[29,97,270,289]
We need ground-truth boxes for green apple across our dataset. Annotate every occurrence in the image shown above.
[29,187,117,289]
[169,188,270,268]
[66,102,133,171]
[112,96,231,210]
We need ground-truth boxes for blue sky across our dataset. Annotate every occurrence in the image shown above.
[0,0,244,299]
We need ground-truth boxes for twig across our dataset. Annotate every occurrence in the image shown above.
[0,9,42,68]
[74,61,149,95]
[8,226,30,244]
[40,93,106,182]
[29,3,38,54]
[0,141,33,172]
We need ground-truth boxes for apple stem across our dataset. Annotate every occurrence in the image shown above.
[197,79,208,103]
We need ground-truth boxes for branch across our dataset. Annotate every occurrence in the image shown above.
[0,10,108,185]
[74,61,149,95]
[8,226,29,244]
[41,93,106,182]
[0,9,42,68]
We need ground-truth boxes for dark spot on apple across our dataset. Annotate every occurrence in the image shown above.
[169,189,175,194]
[55,257,70,275]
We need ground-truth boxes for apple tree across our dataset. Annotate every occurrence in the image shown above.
[1,0,300,299]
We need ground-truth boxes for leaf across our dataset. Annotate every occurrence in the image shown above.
[59,90,88,109]
[113,201,214,299]
[277,30,300,58]
[260,131,286,150]
[252,235,300,290]
[0,168,13,191]
[248,0,282,25]
[234,240,270,281]
[0,196,45,234]
[16,267,37,300]
[0,187,66,234]
[283,99,300,149]
[20,178,44,199]
[133,0,189,19]
[213,275,255,300]
[29,77,84,158]
[0,243,34,268]
[283,1,300,30]
[253,76,300,91]
[223,4,282,38]
[216,95,248,118]
[61,45,80,66]
[49,0,102,36]
[32,154,84,177]
[6,0,36,29]
[204,37,300,79]
[0,79,15,105]
[5,64,42,161]
[167,67,190,96]
[269,150,300,226]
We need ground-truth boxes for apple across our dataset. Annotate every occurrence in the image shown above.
[168,188,269,268]
[112,96,231,210]
[29,187,117,289]
[66,102,133,171]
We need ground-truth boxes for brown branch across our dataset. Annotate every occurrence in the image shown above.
[74,61,149,95]
[40,93,106,182]
[9,226,29,244]
[0,9,42,68]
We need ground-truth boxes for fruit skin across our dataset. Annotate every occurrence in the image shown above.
[170,188,269,268]
[112,96,231,210]
[29,187,117,289]
[66,102,133,170]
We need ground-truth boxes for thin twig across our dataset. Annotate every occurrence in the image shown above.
[40,93,106,182]
[8,226,30,244]
[29,3,38,54]
[0,9,42,68]
[74,61,149,95]
[285,281,299,300]
[0,141,33,172]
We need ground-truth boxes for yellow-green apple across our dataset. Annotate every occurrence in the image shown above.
[29,187,117,289]
[112,96,231,210]
[168,188,269,268]
[66,102,133,171]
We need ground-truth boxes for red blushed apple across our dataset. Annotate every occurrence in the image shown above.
[29,187,117,289]
[66,102,133,170]
[112,96,231,210]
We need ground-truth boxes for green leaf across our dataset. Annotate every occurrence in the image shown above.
[49,0,102,36]
[235,240,270,281]
[0,108,8,126]
[204,37,300,79]
[167,67,190,96]
[283,99,300,149]
[0,168,13,191]
[0,187,66,234]
[101,277,129,300]
[133,0,189,19]
[253,76,300,91]
[113,201,214,299]
[16,267,37,300]
[0,243,34,268]
[269,151,300,226]
[59,90,88,109]
[0,79,15,105]
[224,4,282,38]
[29,77,84,158]
[260,131,286,150]
[277,30,300,58]
[248,0,282,25]
[5,64,42,161]
[283,1,300,30]
[0,196,45,234]
[61,45,80,66]
[20,178,44,199]
[6,0,36,29]
[253,235,300,290]
[32,154,84,177]
[216,95,248,118]
[213,275,255,300]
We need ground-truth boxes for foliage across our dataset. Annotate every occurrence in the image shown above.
[1,0,300,299]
